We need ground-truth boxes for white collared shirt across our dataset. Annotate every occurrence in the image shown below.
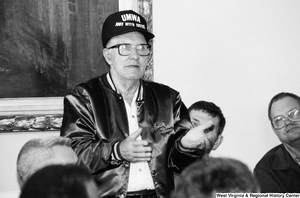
[106,73,154,191]
[124,88,155,191]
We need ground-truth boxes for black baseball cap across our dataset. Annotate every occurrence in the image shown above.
[101,10,155,47]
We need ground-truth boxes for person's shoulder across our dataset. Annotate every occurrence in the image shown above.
[263,144,283,158]
[143,80,169,88]
[80,75,104,87]
[143,80,178,93]
[255,144,282,168]
[74,75,106,90]
[65,75,105,99]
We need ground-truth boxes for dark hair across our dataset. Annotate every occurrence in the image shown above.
[188,101,226,135]
[268,92,300,121]
[172,157,260,198]
[20,164,96,198]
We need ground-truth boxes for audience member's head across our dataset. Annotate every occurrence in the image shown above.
[172,157,260,198]
[188,101,226,155]
[268,92,300,145]
[17,136,78,188]
[20,164,98,198]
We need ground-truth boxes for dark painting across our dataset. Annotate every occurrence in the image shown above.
[0,0,118,98]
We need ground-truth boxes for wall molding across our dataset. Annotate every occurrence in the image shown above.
[0,97,63,132]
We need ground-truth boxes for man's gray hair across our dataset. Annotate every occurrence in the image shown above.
[16,136,73,188]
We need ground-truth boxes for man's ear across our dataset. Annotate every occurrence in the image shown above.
[103,48,112,65]
[212,135,223,150]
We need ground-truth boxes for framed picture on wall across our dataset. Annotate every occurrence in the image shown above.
[0,0,153,132]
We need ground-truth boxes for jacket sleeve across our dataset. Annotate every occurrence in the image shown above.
[168,93,205,173]
[60,86,120,174]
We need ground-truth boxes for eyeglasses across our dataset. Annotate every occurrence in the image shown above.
[107,43,151,56]
[271,108,300,129]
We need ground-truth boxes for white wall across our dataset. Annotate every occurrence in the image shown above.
[153,0,300,170]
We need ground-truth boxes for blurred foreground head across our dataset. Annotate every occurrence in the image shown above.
[20,164,98,198]
[172,157,260,198]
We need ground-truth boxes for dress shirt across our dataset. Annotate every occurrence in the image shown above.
[123,87,155,191]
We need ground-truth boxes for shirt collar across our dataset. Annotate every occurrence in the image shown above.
[106,72,144,101]
[284,144,300,166]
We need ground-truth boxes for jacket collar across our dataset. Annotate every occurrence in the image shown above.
[106,72,144,101]
[271,144,297,170]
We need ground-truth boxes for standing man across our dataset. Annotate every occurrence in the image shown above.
[254,92,300,192]
[60,10,213,198]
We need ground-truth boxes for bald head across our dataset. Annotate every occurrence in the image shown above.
[17,136,78,188]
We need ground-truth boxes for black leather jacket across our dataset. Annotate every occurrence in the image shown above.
[60,73,203,198]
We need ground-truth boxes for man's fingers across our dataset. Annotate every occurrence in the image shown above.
[134,145,152,153]
[133,140,149,147]
[134,152,152,157]
[204,138,211,149]
[133,153,152,162]
[133,157,151,162]
[195,120,214,131]
[198,137,211,150]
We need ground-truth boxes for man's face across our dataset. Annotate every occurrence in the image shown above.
[189,109,222,152]
[270,96,300,144]
[103,31,149,81]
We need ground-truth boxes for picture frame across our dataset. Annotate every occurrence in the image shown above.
[0,0,153,132]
